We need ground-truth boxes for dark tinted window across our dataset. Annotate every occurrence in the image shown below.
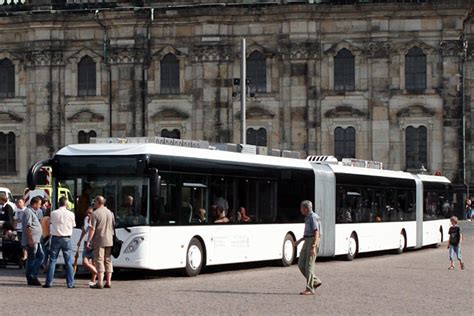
[334,127,355,160]
[160,53,180,94]
[406,126,427,170]
[78,130,97,144]
[405,47,426,91]
[334,48,355,91]
[161,129,181,139]
[247,51,267,93]
[247,128,267,147]
[335,174,416,223]
[0,132,15,174]
[423,182,453,221]
[78,56,96,96]
[0,58,14,98]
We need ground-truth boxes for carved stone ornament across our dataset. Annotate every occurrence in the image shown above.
[325,105,368,119]
[439,40,463,57]
[0,111,23,123]
[67,110,104,123]
[110,48,144,64]
[192,45,233,62]
[396,105,435,118]
[367,42,392,58]
[151,108,190,121]
[280,42,320,60]
[26,50,63,66]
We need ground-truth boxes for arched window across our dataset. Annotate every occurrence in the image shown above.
[247,51,267,94]
[405,126,427,169]
[78,56,96,96]
[334,48,355,91]
[161,129,181,139]
[0,132,16,174]
[405,47,426,91]
[334,127,355,160]
[246,127,267,147]
[160,53,180,95]
[78,130,97,144]
[0,59,15,98]
[247,127,267,147]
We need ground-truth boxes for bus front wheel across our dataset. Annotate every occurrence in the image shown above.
[346,234,357,261]
[281,234,296,267]
[185,238,204,277]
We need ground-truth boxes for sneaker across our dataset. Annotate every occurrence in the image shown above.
[448,266,454,270]
[104,283,111,289]
[90,283,104,289]
[28,278,42,286]
[460,263,465,270]
[88,281,96,287]
[42,284,52,288]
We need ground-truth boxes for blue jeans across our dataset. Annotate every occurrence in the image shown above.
[449,244,462,262]
[26,243,44,283]
[45,236,74,288]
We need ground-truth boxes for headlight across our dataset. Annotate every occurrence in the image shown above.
[124,236,145,254]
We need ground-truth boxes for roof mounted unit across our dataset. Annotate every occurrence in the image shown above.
[306,155,339,164]
[341,158,384,170]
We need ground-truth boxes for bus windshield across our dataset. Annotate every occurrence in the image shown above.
[59,176,149,228]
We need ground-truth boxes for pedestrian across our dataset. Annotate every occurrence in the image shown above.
[0,194,15,226]
[448,216,464,270]
[21,196,44,286]
[294,200,322,295]
[40,208,51,271]
[43,196,76,288]
[86,196,115,289]
[465,197,471,221]
[13,198,28,261]
[77,206,97,286]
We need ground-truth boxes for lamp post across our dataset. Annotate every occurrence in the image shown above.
[241,38,246,145]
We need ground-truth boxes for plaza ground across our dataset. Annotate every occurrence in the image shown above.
[0,222,472,315]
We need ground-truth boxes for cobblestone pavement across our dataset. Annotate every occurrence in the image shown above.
[1,222,472,315]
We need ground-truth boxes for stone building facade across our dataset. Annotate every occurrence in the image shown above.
[0,0,472,197]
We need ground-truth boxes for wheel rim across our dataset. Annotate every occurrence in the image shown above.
[399,234,405,250]
[188,245,202,271]
[348,237,356,257]
[283,239,294,262]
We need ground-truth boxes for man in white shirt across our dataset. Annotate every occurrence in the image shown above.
[43,197,76,288]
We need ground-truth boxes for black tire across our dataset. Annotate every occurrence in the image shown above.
[281,234,296,267]
[185,238,204,277]
[345,233,357,261]
[395,233,406,254]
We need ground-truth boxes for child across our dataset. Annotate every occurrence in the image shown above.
[447,216,464,270]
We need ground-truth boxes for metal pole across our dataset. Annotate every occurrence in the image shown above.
[241,38,246,145]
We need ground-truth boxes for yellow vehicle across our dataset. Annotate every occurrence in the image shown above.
[23,166,74,210]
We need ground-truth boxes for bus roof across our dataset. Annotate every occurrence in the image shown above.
[327,164,416,180]
[55,143,313,170]
[416,174,451,184]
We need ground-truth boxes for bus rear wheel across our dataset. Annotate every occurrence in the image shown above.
[346,234,357,261]
[281,234,295,267]
[396,233,406,254]
[185,238,204,277]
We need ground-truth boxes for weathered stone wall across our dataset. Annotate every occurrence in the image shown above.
[0,2,472,195]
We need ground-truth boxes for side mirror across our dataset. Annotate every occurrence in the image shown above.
[27,159,52,190]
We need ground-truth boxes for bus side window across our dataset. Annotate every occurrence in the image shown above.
[257,180,276,223]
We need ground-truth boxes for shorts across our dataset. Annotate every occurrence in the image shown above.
[83,242,94,259]
[449,244,462,262]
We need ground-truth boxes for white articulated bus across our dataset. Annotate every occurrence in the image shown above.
[27,139,452,276]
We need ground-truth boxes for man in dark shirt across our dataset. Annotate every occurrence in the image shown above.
[448,216,464,270]
[0,194,14,225]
